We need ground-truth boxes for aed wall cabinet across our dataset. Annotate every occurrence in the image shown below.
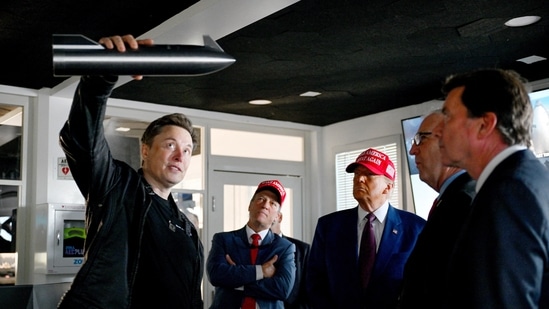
[34,203,86,274]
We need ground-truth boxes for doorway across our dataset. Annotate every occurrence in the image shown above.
[203,170,302,307]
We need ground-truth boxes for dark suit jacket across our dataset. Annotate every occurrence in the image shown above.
[207,227,296,309]
[306,205,426,309]
[399,172,476,309]
[446,150,549,309]
[282,235,311,309]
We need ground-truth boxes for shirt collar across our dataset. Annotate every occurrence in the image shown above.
[439,170,466,197]
[245,225,269,244]
[357,200,389,224]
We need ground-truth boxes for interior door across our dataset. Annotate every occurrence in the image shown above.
[203,171,302,307]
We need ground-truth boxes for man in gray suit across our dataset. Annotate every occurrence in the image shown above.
[439,69,549,308]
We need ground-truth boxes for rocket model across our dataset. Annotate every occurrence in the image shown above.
[532,100,549,155]
[52,34,236,76]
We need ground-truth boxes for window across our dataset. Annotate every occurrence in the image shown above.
[210,128,304,162]
[0,102,23,284]
[0,104,23,254]
[0,105,22,180]
[336,143,399,211]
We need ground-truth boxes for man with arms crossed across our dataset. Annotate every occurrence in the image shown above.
[207,180,296,309]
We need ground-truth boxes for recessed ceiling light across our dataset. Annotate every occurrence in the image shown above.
[517,55,547,64]
[504,16,541,27]
[115,127,131,132]
[249,99,272,105]
[300,91,321,97]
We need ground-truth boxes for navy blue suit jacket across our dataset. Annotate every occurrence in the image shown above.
[400,172,476,309]
[207,227,296,309]
[446,150,549,309]
[283,235,311,309]
[307,205,425,309]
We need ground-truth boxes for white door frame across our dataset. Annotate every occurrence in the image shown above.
[203,168,302,307]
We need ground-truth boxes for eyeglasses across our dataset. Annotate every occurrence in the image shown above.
[411,132,432,146]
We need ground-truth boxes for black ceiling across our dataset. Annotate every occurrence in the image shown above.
[1,0,548,126]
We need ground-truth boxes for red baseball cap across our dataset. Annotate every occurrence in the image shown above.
[345,148,396,181]
[255,180,286,206]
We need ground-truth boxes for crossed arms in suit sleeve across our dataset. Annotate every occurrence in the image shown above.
[207,232,296,301]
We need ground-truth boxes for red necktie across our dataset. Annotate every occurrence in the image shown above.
[359,213,376,290]
[428,197,440,219]
[242,233,261,309]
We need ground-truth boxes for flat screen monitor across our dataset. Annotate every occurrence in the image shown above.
[529,87,549,163]
[401,115,438,219]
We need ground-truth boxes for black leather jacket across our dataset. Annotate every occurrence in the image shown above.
[58,76,204,308]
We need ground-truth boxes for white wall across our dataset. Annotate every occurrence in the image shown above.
[45,96,86,204]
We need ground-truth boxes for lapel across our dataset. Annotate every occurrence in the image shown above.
[261,229,275,246]
[344,207,361,256]
[238,226,275,264]
[373,205,402,274]
[257,229,275,263]
[329,207,361,260]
